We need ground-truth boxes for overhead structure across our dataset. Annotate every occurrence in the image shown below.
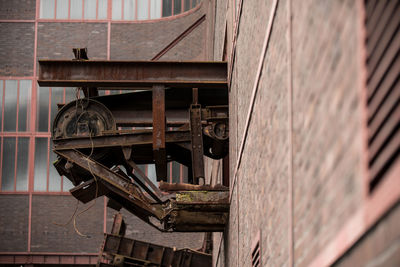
[38,56,230,233]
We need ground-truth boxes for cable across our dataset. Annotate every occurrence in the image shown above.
[52,199,79,227]
[72,130,99,238]
[54,89,100,238]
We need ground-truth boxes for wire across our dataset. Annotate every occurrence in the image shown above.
[52,199,79,227]
[72,130,100,238]
[54,89,100,238]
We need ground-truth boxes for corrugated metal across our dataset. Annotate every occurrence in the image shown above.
[365,0,400,191]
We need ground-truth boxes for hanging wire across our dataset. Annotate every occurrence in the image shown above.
[53,88,100,238]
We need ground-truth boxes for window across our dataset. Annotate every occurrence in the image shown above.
[1,137,29,191]
[40,0,201,20]
[0,79,32,192]
[2,80,31,132]
[34,86,76,192]
[364,0,400,191]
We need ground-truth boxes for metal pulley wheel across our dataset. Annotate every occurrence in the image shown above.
[52,98,116,140]
[52,98,117,167]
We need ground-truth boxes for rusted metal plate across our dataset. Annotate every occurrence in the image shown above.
[110,213,126,236]
[53,130,191,150]
[152,85,167,181]
[99,234,211,267]
[54,149,164,221]
[38,60,228,89]
[124,158,164,203]
[170,210,228,232]
[175,191,229,203]
[190,104,205,184]
[159,181,228,192]
[69,178,107,203]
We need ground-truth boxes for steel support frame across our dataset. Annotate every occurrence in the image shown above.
[152,85,167,181]
[190,88,205,184]
[38,60,228,89]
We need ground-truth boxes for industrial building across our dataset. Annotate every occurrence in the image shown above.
[0,0,399,266]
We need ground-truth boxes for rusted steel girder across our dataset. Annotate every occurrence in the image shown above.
[152,85,167,181]
[54,149,229,232]
[52,130,191,151]
[97,213,212,266]
[38,60,228,89]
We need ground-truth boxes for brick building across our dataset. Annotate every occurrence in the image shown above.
[0,0,209,265]
[0,0,399,266]
[210,0,400,266]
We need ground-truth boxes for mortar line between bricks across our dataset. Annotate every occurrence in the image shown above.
[229,0,279,203]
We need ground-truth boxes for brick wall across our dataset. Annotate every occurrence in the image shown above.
[0,1,211,256]
[212,0,399,266]
[291,1,363,266]
[31,195,105,253]
[0,195,29,251]
[37,23,108,60]
[0,0,36,20]
[0,22,34,76]
[106,208,203,249]
[111,5,206,61]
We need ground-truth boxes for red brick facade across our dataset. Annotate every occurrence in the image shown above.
[0,0,209,265]
[1,0,399,266]
[211,0,400,266]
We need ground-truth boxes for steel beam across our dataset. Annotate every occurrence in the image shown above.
[38,60,228,89]
[152,85,167,181]
[52,130,191,150]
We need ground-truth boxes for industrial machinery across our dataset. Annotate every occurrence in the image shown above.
[39,49,230,265]
[39,49,229,231]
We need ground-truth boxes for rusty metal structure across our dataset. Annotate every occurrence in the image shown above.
[97,213,212,267]
[38,52,230,238]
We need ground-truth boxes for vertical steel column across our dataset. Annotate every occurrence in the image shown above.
[152,85,167,181]
[190,88,205,185]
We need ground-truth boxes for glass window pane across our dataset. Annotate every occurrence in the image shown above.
[37,87,50,132]
[171,161,180,183]
[4,80,18,132]
[146,164,157,184]
[18,80,31,132]
[112,0,122,20]
[71,0,83,19]
[51,87,64,131]
[49,149,61,191]
[0,81,3,130]
[173,0,181,15]
[98,0,108,19]
[162,0,171,17]
[192,0,197,7]
[34,138,48,191]
[84,0,96,19]
[16,137,29,191]
[123,0,136,20]
[41,0,55,19]
[65,87,76,103]
[56,0,69,19]
[2,137,16,191]
[150,0,161,19]
[184,0,190,11]
[63,176,74,191]
[137,0,148,20]
[182,165,188,183]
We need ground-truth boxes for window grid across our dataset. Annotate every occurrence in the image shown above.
[39,0,200,21]
[0,79,33,193]
[1,83,188,193]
